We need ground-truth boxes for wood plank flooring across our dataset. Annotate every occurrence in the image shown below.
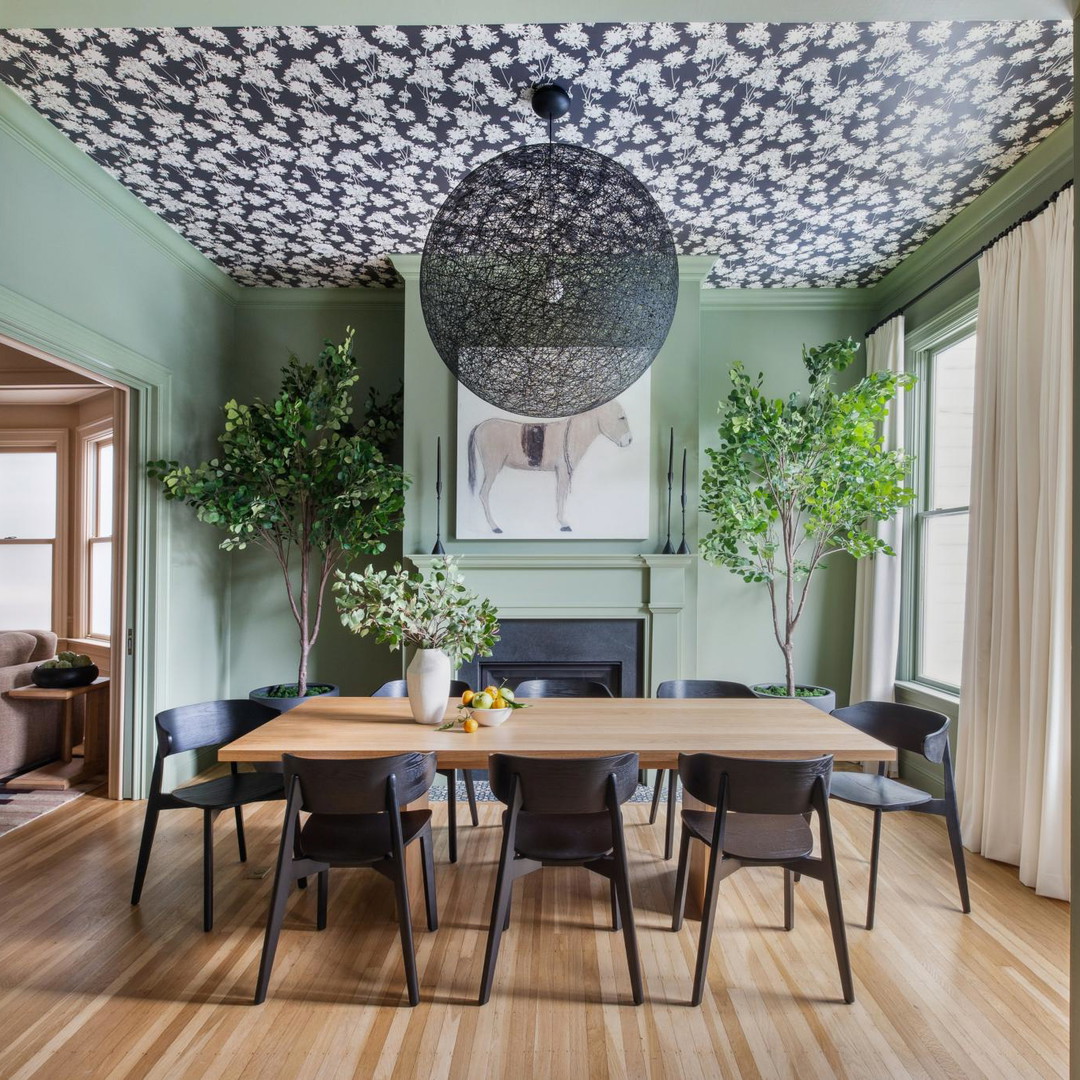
[0,789,1066,1080]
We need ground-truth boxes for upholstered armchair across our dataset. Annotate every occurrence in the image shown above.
[0,630,63,777]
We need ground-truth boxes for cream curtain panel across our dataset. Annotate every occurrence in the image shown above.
[957,187,1072,901]
[849,316,906,710]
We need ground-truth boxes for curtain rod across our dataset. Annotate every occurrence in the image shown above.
[864,178,1073,339]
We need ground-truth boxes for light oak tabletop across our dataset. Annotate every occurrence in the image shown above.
[219,696,895,770]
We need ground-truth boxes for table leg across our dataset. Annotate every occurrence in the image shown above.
[59,699,75,764]
[81,684,109,776]
[682,789,708,920]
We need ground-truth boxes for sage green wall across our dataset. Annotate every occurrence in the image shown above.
[0,85,237,791]
[226,294,407,696]
[696,297,874,700]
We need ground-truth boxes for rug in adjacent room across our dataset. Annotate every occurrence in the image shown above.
[0,788,85,836]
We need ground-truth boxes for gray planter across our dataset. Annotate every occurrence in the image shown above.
[250,683,340,714]
[752,683,837,715]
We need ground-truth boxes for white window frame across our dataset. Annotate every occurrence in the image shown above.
[76,418,115,642]
[900,296,979,697]
[0,430,69,634]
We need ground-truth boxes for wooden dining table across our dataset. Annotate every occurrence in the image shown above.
[219,695,894,918]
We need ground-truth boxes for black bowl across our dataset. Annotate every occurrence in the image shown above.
[31,664,99,689]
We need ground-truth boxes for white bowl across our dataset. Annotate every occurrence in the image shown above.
[469,706,512,727]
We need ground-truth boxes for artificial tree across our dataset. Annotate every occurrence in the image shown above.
[700,338,915,697]
[148,327,407,698]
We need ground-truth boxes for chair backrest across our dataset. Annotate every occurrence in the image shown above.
[155,699,279,757]
[656,679,756,699]
[371,679,471,698]
[678,753,833,816]
[488,752,639,814]
[514,678,614,699]
[282,752,436,814]
[832,701,950,763]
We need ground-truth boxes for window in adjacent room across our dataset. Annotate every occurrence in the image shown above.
[907,322,977,694]
[0,444,61,630]
[81,427,114,640]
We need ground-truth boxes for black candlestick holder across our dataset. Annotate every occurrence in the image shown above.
[432,436,446,555]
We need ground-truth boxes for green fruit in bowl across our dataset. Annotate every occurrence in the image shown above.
[500,688,515,703]
[74,654,93,667]
[473,691,494,709]
[55,660,72,669]
[40,660,59,669]
[58,651,76,662]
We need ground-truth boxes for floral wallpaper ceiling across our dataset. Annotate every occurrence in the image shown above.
[0,21,1071,288]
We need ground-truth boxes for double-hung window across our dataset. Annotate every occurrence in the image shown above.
[81,427,114,640]
[906,315,977,694]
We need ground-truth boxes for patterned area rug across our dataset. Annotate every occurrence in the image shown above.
[0,788,85,836]
[429,780,678,804]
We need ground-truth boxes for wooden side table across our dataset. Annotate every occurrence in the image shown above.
[5,677,110,789]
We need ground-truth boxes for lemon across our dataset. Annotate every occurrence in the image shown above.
[494,696,506,709]
[461,689,474,706]
[463,717,479,734]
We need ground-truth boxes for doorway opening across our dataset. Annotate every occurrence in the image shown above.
[0,339,129,798]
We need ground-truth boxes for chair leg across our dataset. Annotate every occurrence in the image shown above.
[943,798,971,914]
[610,875,621,931]
[479,850,516,1005]
[295,827,307,890]
[463,769,480,827]
[866,809,883,930]
[502,877,512,932]
[316,869,329,931]
[202,810,217,932]
[419,824,439,931]
[390,858,420,1007]
[234,805,247,863]
[649,770,666,825]
[253,851,295,1004]
[784,868,795,931]
[690,843,724,1007]
[664,770,678,861]
[611,838,644,1005]
[446,772,458,864]
[822,855,855,1004]
[671,824,692,932]
[130,798,161,905]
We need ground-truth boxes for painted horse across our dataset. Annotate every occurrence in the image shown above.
[467,399,632,533]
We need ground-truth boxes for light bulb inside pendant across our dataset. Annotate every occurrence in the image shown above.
[541,266,564,304]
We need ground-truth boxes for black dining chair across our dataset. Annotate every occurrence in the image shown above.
[479,752,643,1006]
[829,701,970,929]
[652,680,758,860]
[672,752,853,1006]
[254,751,439,1006]
[513,678,614,699]
[372,679,478,863]
[130,699,285,932]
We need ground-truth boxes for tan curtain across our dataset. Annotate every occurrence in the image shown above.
[849,316,906,708]
[957,187,1072,901]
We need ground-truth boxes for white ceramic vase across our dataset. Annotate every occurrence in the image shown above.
[406,647,451,725]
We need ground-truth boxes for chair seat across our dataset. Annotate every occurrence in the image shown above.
[829,771,933,810]
[683,809,814,861]
[299,809,432,864]
[172,771,284,810]
[505,810,614,862]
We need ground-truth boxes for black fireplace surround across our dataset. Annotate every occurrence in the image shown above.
[457,618,644,698]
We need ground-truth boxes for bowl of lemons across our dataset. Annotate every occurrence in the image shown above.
[462,684,520,727]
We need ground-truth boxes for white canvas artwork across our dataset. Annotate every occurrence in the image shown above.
[456,371,651,539]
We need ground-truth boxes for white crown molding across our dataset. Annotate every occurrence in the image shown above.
[4,2,1070,28]
[0,84,240,306]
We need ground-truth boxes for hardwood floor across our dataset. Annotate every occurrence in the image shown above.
[0,789,1066,1079]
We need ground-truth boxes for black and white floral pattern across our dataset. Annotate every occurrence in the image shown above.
[0,22,1072,288]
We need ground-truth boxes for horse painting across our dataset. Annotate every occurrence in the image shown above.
[467,399,633,533]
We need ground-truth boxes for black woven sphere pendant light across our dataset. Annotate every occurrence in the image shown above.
[419,84,679,418]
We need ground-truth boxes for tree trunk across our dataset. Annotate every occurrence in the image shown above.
[297,636,310,699]
[783,642,795,697]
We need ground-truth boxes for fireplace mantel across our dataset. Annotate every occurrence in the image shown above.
[408,553,696,692]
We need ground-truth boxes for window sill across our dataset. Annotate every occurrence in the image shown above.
[894,680,960,719]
